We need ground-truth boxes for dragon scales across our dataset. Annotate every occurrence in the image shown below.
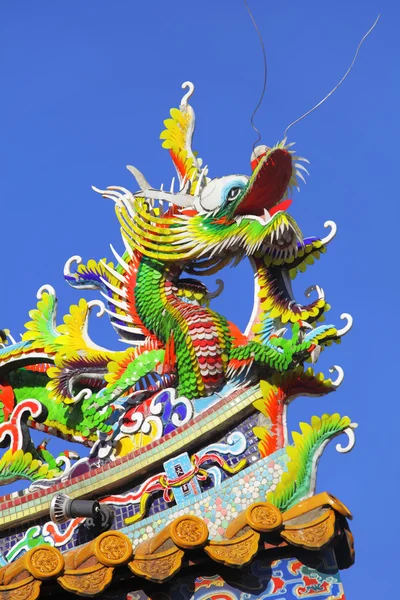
[0,82,353,488]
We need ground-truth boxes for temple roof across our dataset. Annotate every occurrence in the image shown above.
[0,492,354,599]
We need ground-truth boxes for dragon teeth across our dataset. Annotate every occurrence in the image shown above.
[295,163,309,175]
[263,208,272,223]
[296,170,307,184]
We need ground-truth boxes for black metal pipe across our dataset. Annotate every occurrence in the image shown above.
[67,499,101,519]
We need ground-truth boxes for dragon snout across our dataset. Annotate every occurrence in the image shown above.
[234,148,293,217]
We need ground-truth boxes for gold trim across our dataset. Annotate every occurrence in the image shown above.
[170,515,209,550]
[282,508,336,550]
[226,501,283,538]
[27,546,65,580]
[58,565,113,596]
[129,546,184,583]
[283,492,352,522]
[93,531,132,567]
[0,491,353,596]
[246,502,283,533]
[205,530,260,567]
[0,578,41,600]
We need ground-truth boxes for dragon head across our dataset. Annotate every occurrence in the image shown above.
[97,82,308,275]
[94,82,348,342]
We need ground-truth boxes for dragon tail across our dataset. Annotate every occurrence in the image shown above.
[267,413,354,511]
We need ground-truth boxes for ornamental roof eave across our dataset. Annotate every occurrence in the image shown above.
[0,492,354,599]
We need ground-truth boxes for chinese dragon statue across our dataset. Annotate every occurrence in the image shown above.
[0,82,354,599]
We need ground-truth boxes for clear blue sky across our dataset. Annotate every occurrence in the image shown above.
[0,1,397,596]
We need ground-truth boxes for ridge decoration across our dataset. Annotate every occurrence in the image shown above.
[0,82,355,597]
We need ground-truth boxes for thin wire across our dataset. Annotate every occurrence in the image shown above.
[244,0,268,151]
[284,14,380,138]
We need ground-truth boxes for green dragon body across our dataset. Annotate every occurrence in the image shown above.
[0,81,351,469]
[0,84,357,572]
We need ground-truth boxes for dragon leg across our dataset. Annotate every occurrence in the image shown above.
[229,321,343,373]
[80,348,167,436]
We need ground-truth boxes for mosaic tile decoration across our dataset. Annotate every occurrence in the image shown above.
[0,385,261,531]
[0,81,355,599]
[0,407,260,561]
[124,550,345,600]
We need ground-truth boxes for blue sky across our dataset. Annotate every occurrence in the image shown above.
[0,1,397,596]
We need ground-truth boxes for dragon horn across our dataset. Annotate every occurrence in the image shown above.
[136,188,196,208]
[206,279,225,300]
[180,81,195,106]
[127,165,153,191]
[128,165,195,208]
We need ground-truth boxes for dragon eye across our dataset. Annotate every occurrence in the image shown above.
[226,187,242,201]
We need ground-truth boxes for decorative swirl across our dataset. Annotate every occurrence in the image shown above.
[180,81,195,106]
[120,411,144,434]
[87,299,106,318]
[329,365,344,388]
[63,255,82,278]
[304,284,325,301]
[336,313,353,337]
[0,399,43,453]
[320,220,337,245]
[64,255,105,292]
[336,423,358,453]
[171,395,193,427]
[149,397,163,416]
[71,388,93,404]
[205,466,222,487]
[36,284,56,300]
[207,279,225,300]
[198,431,247,458]
[55,454,72,472]
[141,416,162,435]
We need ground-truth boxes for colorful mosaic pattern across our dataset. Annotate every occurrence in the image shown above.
[0,81,351,478]
[125,550,345,599]
[0,82,354,598]
[193,552,346,599]
[0,408,259,561]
